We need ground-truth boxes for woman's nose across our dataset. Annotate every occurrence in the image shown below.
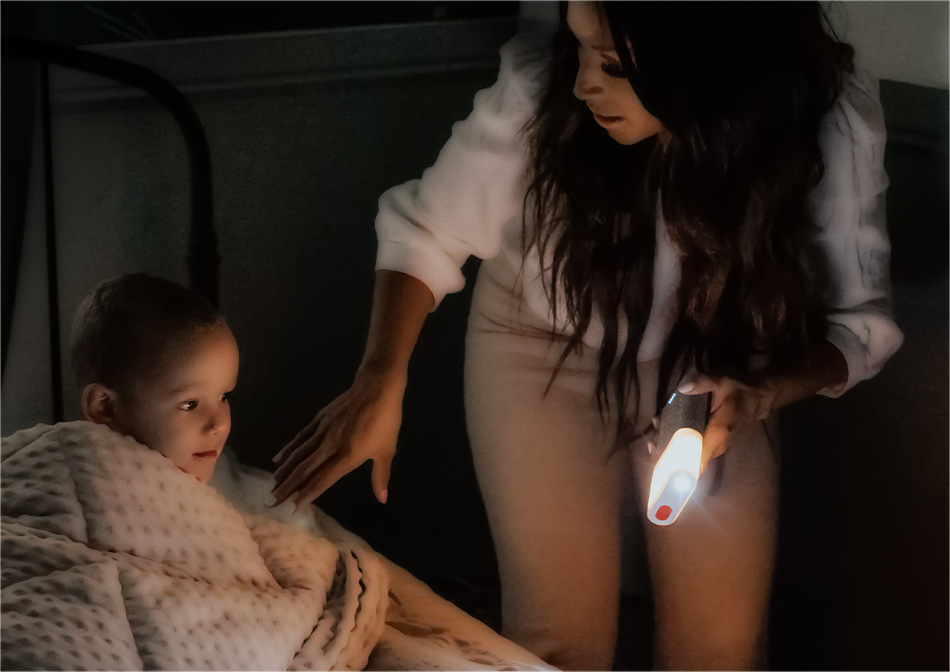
[573,53,603,101]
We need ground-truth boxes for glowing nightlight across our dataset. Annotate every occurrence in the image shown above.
[647,391,710,526]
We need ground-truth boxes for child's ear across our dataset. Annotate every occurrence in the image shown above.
[81,383,118,426]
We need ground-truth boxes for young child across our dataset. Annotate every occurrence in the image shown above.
[69,273,239,483]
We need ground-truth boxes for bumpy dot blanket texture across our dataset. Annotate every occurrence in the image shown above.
[1,422,556,671]
[1,422,386,671]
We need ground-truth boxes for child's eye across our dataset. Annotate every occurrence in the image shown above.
[180,400,198,411]
[601,59,626,79]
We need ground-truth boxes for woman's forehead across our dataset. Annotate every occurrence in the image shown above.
[566,1,613,50]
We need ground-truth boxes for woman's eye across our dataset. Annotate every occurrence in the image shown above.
[601,60,626,79]
[180,400,198,411]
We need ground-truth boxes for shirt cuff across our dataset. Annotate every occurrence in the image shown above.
[818,324,866,398]
[374,240,466,312]
[818,316,904,398]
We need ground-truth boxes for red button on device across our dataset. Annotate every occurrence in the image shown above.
[656,505,672,521]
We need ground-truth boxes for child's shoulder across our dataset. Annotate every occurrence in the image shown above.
[2,420,144,459]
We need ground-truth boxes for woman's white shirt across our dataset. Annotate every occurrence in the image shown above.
[374,32,903,398]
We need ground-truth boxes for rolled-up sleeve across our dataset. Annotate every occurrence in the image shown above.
[810,68,905,397]
[375,32,551,310]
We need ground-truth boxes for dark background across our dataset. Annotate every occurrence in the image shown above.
[2,3,947,670]
[1,1,520,44]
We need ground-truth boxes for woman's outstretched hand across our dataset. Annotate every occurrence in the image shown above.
[271,270,434,510]
[271,366,406,509]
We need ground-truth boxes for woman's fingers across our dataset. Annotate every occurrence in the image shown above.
[272,451,333,507]
[272,434,337,501]
[273,417,334,486]
[371,455,393,505]
[292,452,353,510]
[700,384,775,472]
[273,410,324,465]
[702,398,737,472]
[272,436,340,508]
[270,374,405,508]
[677,373,781,473]
[273,407,329,465]
[736,385,773,422]
[273,428,306,466]
[678,374,715,396]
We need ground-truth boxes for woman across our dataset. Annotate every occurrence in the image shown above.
[273,2,903,669]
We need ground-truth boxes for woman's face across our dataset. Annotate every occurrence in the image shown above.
[566,1,666,146]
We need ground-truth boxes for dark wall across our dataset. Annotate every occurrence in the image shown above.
[1,1,519,46]
[770,80,949,670]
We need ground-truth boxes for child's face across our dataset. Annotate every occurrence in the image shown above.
[115,324,239,483]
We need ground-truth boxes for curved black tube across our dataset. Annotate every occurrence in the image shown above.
[1,34,220,305]
[39,61,64,421]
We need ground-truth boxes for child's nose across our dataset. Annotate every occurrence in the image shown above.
[206,407,231,434]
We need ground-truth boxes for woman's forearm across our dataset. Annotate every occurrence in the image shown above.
[357,270,435,382]
[776,339,849,407]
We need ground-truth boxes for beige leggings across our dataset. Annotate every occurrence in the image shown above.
[464,258,779,671]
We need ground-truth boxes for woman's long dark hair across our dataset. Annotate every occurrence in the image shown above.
[524,2,855,434]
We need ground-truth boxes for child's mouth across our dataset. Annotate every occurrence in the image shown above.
[193,450,218,460]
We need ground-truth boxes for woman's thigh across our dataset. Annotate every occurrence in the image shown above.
[463,262,626,670]
[631,411,780,670]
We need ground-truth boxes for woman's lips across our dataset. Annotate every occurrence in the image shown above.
[193,450,218,460]
[593,111,625,127]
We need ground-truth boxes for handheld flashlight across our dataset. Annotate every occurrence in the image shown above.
[646,390,711,526]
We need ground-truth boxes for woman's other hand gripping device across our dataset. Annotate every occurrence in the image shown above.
[647,391,711,526]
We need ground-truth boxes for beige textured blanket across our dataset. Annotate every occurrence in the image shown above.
[1,422,388,671]
[209,448,558,672]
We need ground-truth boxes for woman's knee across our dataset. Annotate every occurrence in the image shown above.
[653,616,768,670]
[505,622,618,671]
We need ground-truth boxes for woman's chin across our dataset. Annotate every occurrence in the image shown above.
[606,125,661,146]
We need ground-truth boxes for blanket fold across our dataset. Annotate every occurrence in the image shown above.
[1,422,388,671]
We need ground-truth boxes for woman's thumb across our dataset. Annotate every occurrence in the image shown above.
[371,457,392,504]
